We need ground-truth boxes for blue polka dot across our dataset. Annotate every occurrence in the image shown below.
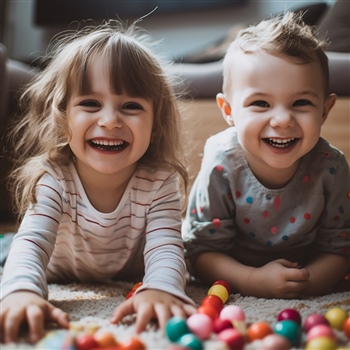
[248,232,256,238]
[282,235,289,241]
[209,229,216,234]
[265,240,272,247]
[246,197,253,204]
[329,167,336,174]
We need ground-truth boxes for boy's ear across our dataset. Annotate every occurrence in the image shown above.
[322,93,337,124]
[216,93,234,126]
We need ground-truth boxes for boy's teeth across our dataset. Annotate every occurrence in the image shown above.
[269,138,294,144]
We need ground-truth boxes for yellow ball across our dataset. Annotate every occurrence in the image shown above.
[325,307,348,331]
[208,284,229,303]
[305,336,337,350]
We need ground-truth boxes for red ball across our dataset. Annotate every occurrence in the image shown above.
[212,318,233,334]
[75,334,99,350]
[344,317,350,339]
[218,329,245,350]
[197,304,220,320]
[303,313,329,333]
[278,308,302,326]
[122,336,146,350]
[212,280,232,294]
[201,295,224,312]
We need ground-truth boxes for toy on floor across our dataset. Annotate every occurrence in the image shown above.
[165,280,350,350]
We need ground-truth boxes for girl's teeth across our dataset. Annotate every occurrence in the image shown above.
[92,140,124,146]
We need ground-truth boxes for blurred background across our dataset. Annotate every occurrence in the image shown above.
[0,0,336,64]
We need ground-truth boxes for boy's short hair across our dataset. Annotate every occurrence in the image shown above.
[223,11,330,97]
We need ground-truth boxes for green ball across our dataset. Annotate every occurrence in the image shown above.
[274,320,301,346]
[178,333,203,350]
[165,316,189,342]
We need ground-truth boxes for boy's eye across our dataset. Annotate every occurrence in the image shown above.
[123,102,143,110]
[251,100,269,108]
[79,100,100,108]
[293,99,312,107]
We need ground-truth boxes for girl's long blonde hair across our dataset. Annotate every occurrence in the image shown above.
[7,20,188,218]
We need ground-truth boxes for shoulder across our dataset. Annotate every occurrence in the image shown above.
[133,167,178,190]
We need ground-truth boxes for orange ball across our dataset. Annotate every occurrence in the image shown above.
[197,304,220,320]
[201,295,224,312]
[94,331,119,348]
[247,322,273,341]
[122,336,146,350]
[344,317,350,339]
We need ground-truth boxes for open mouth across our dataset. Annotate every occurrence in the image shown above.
[88,139,128,151]
[263,137,298,149]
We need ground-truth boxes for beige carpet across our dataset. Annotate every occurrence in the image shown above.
[1,277,349,350]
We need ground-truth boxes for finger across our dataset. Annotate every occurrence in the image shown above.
[183,304,197,317]
[48,307,70,329]
[276,259,299,268]
[135,303,153,333]
[26,304,44,344]
[110,299,134,324]
[3,307,24,344]
[154,303,171,331]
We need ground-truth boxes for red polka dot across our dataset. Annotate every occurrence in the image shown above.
[324,152,330,157]
[290,217,296,223]
[263,211,269,218]
[304,176,310,183]
[216,165,223,171]
[340,231,348,239]
[333,215,340,221]
[191,208,196,214]
[236,191,241,198]
[213,218,221,228]
[199,206,203,213]
[271,226,278,234]
[304,213,311,220]
[243,217,250,224]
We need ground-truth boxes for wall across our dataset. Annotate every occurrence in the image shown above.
[4,0,335,63]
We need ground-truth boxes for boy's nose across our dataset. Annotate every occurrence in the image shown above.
[270,110,295,128]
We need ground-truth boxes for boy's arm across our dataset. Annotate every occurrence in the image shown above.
[302,253,350,296]
[194,252,309,299]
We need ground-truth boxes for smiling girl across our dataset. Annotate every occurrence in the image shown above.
[0,20,195,344]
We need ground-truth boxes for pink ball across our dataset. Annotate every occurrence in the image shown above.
[262,334,291,350]
[218,328,245,350]
[306,324,336,342]
[278,308,302,326]
[220,305,245,322]
[212,318,233,334]
[186,313,213,340]
[303,313,329,333]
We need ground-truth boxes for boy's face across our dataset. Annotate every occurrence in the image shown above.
[221,50,335,187]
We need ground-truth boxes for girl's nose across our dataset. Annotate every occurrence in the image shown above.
[269,110,295,128]
[97,109,123,129]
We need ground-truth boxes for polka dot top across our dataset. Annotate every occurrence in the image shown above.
[182,127,350,268]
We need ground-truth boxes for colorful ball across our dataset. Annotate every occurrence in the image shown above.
[277,308,302,326]
[208,284,229,304]
[187,313,213,340]
[303,313,329,333]
[75,334,99,350]
[344,317,350,339]
[212,318,233,334]
[93,330,118,348]
[178,333,203,350]
[212,280,232,294]
[197,304,220,320]
[217,328,245,350]
[201,295,224,313]
[306,324,336,342]
[220,305,245,322]
[261,334,291,350]
[305,336,337,350]
[273,320,301,347]
[122,336,146,350]
[247,321,273,341]
[166,316,190,342]
[325,307,348,331]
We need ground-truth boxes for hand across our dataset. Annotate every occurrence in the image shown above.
[0,291,69,344]
[249,259,310,298]
[110,289,196,333]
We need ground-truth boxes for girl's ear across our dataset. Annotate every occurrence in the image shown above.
[216,93,234,126]
[321,93,337,124]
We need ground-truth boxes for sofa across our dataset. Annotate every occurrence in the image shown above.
[0,1,349,220]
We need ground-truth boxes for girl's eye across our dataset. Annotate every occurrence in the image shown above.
[251,100,269,108]
[79,100,100,108]
[123,102,143,110]
[293,99,312,107]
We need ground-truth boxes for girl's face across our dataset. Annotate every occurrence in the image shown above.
[67,57,154,179]
[221,50,335,187]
